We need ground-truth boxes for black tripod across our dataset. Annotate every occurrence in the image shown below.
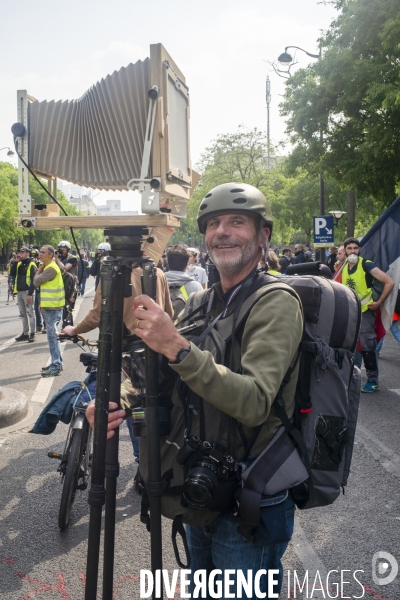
[85,226,163,600]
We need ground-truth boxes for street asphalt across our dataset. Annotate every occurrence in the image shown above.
[0,273,399,599]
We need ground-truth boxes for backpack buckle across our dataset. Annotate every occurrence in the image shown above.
[334,349,345,369]
[300,397,312,414]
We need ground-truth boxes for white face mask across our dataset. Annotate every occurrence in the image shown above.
[347,253,359,264]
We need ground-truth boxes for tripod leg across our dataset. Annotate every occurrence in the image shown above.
[85,260,117,600]
[102,265,126,600]
[141,263,164,598]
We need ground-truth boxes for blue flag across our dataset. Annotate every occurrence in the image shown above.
[360,196,400,329]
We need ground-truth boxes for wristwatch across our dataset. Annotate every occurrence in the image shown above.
[171,345,191,364]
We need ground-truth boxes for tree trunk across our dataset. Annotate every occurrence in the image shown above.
[346,189,356,237]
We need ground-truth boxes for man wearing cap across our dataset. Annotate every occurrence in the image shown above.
[33,245,65,377]
[10,246,37,342]
[88,183,303,597]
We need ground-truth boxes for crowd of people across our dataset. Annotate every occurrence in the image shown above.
[6,230,399,390]
[6,241,92,377]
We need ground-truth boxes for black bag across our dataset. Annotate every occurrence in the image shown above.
[62,270,78,304]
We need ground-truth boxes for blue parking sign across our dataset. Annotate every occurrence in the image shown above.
[313,215,334,246]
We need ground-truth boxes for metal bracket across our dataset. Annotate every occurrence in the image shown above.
[16,90,32,216]
[127,89,160,215]
[127,178,161,215]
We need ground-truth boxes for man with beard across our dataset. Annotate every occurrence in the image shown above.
[55,241,78,277]
[293,244,310,264]
[87,183,303,598]
[341,237,394,392]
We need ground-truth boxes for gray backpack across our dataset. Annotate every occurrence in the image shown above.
[136,272,362,555]
[168,284,189,320]
[238,274,362,536]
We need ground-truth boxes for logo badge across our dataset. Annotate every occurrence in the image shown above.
[372,551,398,586]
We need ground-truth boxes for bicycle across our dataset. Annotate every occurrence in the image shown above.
[6,279,16,305]
[47,334,98,530]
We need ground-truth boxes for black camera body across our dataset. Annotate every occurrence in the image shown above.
[177,435,238,509]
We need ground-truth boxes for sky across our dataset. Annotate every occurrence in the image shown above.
[0,0,338,211]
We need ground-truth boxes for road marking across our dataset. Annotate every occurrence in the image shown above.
[356,423,400,478]
[290,521,327,598]
[29,288,94,406]
[389,389,400,396]
[0,337,17,353]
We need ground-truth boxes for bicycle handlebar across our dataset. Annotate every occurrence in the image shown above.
[57,333,98,348]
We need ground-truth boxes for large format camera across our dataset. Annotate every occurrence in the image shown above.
[177,435,238,509]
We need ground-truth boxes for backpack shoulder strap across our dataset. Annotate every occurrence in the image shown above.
[225,280,302,344]
[180,285,189,301]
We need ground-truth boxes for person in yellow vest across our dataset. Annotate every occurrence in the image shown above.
[9,246,37,342]
[259,248,281,275]
[33,245,65,377]
[342,237,394,393]
[164,245,203,320]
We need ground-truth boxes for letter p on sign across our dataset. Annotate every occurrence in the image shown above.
[315,218,327,235]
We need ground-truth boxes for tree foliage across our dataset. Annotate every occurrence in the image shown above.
[0,163,19,248]
[0,162,104,256]
[280,0,400,204]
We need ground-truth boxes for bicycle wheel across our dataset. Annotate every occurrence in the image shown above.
[58,428,83,530]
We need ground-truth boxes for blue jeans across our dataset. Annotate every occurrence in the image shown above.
[376,321,400,354]
[41,309,63,368]
[80,278,87,296]
[126,417,140,463]
[185,493,294,599]
[34,289,43,329]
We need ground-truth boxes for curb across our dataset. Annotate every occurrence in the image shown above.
[0,386,29,428]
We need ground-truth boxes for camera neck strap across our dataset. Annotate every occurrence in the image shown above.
[180,270,259,443]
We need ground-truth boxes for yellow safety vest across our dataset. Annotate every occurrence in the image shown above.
[268,269,281,275]
[342,258,373,312]
[40,262,65,309]
[14,260,35,293]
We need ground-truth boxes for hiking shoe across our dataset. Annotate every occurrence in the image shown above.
[15,333,29,342]
[28,334,35,343]
[361,381,380,393]
[41,366,62,378]
[41,364,63,372]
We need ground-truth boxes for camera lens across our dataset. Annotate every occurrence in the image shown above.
[182,463,219,509]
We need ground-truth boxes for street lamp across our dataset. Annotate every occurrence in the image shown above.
[278,46,321,64]
[329,210,346,227]
[276,44,325,260]
[0,146,15,157]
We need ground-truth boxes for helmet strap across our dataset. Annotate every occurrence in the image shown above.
[260,226,269,265]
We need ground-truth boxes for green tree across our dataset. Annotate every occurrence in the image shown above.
[0,163,19,251]
[170,127,285,245]
[280,0,400,213]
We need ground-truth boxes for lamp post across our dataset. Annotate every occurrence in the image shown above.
[0,147,15,157]
[277,45,325,261]
[329,210,346,228]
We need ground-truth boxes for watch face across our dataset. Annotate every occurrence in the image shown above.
[177,347,190,362]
